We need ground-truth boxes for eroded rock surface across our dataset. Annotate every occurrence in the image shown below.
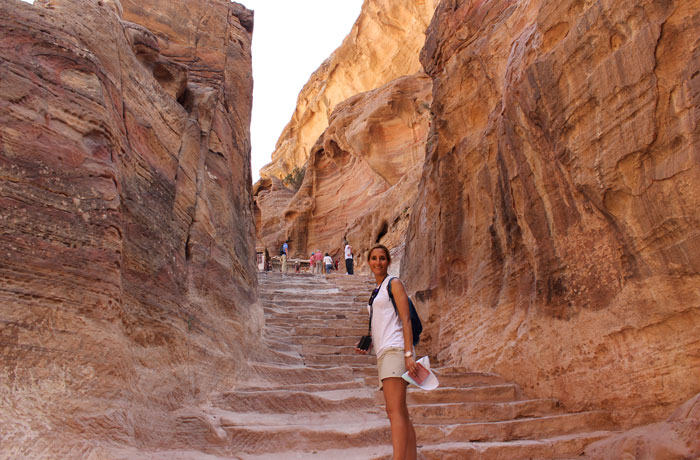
[402,0,700,428]
[0,0,259,456]
[583,392,700,459]
[255,72,432,264]
[259,0,439,180]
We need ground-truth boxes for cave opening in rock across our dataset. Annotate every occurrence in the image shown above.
[375,220,388,243]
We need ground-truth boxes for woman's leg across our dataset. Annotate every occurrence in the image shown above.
[382,377,417,460]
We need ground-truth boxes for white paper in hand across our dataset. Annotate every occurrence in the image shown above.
[402,356,439,390]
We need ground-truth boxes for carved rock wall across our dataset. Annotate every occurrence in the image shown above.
[255,73,432,264]
[403,0,700,427]
[0,0,259,456]
[259,0,439,180]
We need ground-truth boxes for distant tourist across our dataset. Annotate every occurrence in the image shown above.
[280,241,288,273]
[344,241,354,275]
[355,244,419,459]
[315,250,323,274]
[309,252,315,274]
[323,253,333,274]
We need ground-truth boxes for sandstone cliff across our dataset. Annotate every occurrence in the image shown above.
[0,0,260,456]
[403,0,700,428]
[255,72,432,264]
[258,0,439,180]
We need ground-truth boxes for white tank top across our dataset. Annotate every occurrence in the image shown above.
[368,277,405,357]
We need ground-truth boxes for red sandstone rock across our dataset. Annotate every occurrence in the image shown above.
[402,0,700,432]
[583,392,700,459]
[254,73,432,265]
[259,0,439,180]
[0,0,259,456]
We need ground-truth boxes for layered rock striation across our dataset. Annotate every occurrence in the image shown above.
[403,0,700,428]
[259,0,439,180]
[0,0,259,456]
[255,72,432,264]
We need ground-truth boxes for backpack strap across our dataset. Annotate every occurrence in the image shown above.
[367,276,388,334]
[386,276,400,316]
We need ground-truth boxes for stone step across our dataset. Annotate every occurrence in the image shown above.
[369,431,617,460]
[291,336,360,346]
[259,292,353,301]
[239,444,393,460]
[414,411,614,444]
[259,290,356,299]
[258,283,338,292]
[354,366,380,380]
[248,273,618,459]
[302,353,376,366]
[363,371,506,388]
[405,384,521,405]
[432,371,507,388]
[259,284,372,297]
[215,388,377,414]
[241,379,367,393]
[265,317,367,328]
[264,311,367,321]
[262,298,363,308]
[409,398,562,424]
[294,326,368,337]
[217,408,386,429]
[220,419,391,454]
[250,363,355,385]
[303,344,366,355]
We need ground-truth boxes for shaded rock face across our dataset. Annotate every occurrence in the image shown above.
[403,0,700,427]
[255,73,432,265]
[259,0,439,180]
[0,0,259,456]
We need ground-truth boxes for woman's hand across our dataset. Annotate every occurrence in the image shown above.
[355,347,369,355]
[405,356,418,378]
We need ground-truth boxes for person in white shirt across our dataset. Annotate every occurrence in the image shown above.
[355,243,418,460]
[344,242,354,275]
[323,253,333,274]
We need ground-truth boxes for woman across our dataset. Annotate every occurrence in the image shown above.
[323,252,333,274]
[356,244,418,460]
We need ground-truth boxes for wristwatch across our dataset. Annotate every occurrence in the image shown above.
[404,351,413,358]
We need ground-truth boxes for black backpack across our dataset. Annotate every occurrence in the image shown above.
[386,277,423,346]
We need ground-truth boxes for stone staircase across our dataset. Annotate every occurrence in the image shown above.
[229,272,618,459]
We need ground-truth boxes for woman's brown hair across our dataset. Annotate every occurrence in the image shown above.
[367,244,391,264]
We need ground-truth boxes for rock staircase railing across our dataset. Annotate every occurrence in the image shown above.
[223,272,618,459]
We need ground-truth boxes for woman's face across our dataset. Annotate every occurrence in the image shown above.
[368,248,390,276]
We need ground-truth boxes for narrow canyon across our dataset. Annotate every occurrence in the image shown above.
[1,0,699,459]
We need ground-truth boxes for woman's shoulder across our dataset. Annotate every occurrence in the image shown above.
[387,276,406,292]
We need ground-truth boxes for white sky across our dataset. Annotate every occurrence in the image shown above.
[19,0,364,183]
[243,0,364,182]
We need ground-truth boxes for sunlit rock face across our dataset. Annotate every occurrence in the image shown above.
[403,0,700,428]
[259,0,439,181]
[255,73,432,265]
[0,0,259,457]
